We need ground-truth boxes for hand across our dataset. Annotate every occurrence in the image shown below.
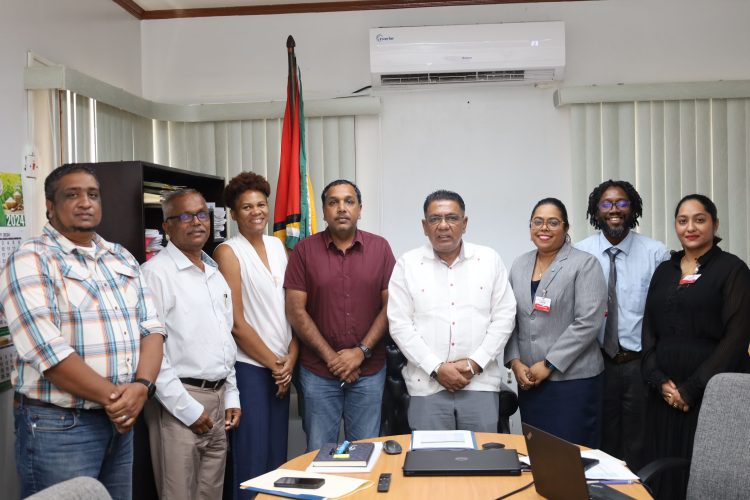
[527,361,553,387]
[224,408,241,431]
[661,380,690,412]
[272,355,294,388]
[436,363,470,392]
[454,359,481,380]
[276,379,291,399]
[327,348,364,381]
[189,409,214,435]
[510,360,535,391]
[105,383,148,433]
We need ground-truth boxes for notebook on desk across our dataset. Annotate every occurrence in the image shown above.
[402,449,522,476]
[522,423,635,500]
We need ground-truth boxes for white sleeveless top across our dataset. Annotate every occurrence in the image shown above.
[219,234,291,366]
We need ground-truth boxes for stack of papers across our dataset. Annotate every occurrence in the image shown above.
[207,203,226,240]
[240,468,371,499]
[581,450,640,482]
[411,430,477,450]
[145,229,164,260]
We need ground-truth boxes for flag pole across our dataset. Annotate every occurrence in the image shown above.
[286,35,297,132]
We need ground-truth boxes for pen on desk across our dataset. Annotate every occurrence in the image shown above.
[594,480,636,485]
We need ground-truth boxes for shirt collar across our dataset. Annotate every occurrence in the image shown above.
[323,228,363,251]
[43,223,115,259]
[597,229,634,256]
[165,240,217,275]
[421,239,472,264]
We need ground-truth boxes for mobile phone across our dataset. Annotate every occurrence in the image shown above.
[273,477,325,489]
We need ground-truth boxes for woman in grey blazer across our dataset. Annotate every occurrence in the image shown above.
[505,198,607,448]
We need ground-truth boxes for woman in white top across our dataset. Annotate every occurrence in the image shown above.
[214,172,298,494]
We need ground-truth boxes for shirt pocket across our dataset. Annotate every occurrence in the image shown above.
[109,262,141,309]
[622,277,650,315]
[61,264,95,311]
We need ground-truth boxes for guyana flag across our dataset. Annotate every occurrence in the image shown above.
[273,35,317,250]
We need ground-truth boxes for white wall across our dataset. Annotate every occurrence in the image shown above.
[0,1,141,495]
[140,0,750,261]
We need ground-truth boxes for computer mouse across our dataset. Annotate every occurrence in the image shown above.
[383,439,403,455]
[482,442,505,450]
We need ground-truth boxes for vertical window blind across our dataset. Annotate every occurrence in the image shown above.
[570,98,750,264]
[59,91,362,234]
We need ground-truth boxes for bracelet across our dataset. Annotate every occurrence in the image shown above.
[467,360,476,376]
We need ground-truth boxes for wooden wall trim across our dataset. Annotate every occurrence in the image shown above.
[113,0,145,18]
[113,0,587,20]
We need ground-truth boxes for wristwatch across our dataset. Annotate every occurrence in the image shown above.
[135,378,156,399]
[543,359,556,371]
[358,343,373,359]
[430,363,443,380]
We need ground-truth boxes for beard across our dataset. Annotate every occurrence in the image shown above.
[598,214,634,240]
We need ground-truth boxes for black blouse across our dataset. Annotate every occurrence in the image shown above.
[641,245,750,406]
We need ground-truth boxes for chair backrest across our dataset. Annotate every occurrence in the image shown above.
[686,372,750,500]
[26,477,112,500]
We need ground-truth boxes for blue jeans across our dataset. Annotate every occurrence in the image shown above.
[299,365,385,452]
[14,400,133,500]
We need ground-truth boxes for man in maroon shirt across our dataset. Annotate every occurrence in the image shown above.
[285,179,396,452]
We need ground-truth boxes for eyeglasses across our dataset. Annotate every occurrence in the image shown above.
[530,217,562,229]
[598,200,631,210]
[165,210,210,223]
[425,214,464,226]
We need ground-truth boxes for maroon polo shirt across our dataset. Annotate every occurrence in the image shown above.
[284,228,396,379]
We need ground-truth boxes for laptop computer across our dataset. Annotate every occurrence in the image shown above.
[402,448,522,476]
[522,423,635,500]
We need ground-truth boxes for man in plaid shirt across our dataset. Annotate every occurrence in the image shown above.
[0,164,165,500]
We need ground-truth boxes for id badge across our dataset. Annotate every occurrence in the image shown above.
[533,296,551,312]
[679,274,701,285]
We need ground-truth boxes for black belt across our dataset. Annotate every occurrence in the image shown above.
[180,377,226,390]
[603,349,641,365]
[13,393,105,412]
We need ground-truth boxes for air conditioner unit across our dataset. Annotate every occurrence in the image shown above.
[369,22,565,87]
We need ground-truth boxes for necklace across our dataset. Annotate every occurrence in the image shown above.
[535,253,556,279]
[680,255,700,275]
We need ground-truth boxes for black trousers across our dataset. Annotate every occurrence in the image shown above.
[600,356,647,471]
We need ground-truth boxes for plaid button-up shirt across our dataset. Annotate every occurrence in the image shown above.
[0,224,165,409]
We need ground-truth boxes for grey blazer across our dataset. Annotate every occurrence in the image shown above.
[504,242,607,381]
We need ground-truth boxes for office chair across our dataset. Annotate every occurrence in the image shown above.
[638,372,750,500]
[26,477,112,500]
[380,340,519,435]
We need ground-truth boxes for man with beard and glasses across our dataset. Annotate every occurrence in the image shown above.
[576,180,669,471]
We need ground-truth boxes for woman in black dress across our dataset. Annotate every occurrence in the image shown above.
[642,194,750,500]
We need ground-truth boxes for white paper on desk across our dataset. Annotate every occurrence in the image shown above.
[581,450,640,481]
[410,430,476,450]
[305,442,383,473]
[240,468,371,499]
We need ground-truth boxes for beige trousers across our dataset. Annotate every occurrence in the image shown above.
[144,385,227,500]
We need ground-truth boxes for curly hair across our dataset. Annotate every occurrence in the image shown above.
[586,179,643,230]
[224,172,271,211]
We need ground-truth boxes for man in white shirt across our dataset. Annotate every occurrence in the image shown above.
[387,190,517,431]
[141,189,241,500]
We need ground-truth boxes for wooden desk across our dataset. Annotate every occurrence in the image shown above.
[257,433,651,499]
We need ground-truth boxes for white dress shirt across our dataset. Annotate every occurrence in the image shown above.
[576,231,670,352]
[141,242,240,426]
[387,242,517,397]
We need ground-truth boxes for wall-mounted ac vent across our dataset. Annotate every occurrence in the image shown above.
[370,22,565,88]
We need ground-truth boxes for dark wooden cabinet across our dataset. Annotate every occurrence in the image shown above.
[76,161,226,263]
